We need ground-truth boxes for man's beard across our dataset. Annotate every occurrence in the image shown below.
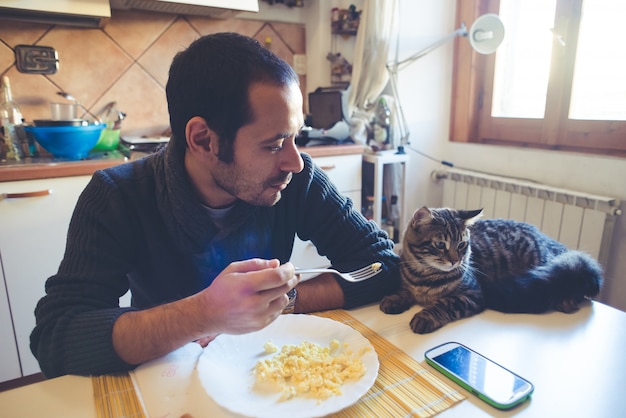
[214,169,292,207]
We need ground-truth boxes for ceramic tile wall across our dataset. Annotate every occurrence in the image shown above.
[0,10,306,138]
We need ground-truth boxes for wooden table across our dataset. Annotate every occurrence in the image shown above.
[1,301,624,417]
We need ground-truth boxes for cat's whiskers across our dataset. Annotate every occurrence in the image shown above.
[462,259,487,279]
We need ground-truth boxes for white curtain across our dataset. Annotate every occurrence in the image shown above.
[345,0,404,233]
[346,0,398,145]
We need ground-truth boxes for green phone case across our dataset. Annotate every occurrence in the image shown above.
[425,344,534,410]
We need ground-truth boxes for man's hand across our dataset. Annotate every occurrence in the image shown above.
[195,335,217,347]
[196,258,298,335]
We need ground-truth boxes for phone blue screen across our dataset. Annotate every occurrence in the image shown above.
[433,346,528,403]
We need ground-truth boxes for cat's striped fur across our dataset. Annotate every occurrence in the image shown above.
[380,207,603,334]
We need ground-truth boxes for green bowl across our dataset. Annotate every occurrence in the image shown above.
[93,128,121,151]
[24,124,104,159]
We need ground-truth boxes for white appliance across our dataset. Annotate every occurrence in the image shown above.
[0,0,259,28]
[0,0,112,27]
[110,0,258,18]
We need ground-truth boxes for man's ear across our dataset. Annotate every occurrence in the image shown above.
[186,116,219,157]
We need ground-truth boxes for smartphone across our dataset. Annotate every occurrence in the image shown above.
[425,342,534,410]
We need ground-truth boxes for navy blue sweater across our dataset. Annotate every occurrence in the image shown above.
[30,144,399,377]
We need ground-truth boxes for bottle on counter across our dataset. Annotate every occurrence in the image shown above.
[380,195,397,241]
[0,76,25,160]
[377,97,391,134]
[363,195,374,220]
[370,96,392,150]
[389,194,400,242]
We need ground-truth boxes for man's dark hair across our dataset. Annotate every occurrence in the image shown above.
[166,32,299,162]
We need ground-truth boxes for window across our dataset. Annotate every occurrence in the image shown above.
[450,0,626,157]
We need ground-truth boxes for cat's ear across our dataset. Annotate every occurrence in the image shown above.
[411,206,433,227]
[458,209,483,226]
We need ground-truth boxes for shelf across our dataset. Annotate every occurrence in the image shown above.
[331,29,357,36]
[362,150,409,243]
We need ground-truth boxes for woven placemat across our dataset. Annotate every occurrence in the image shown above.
[314,310,465,417]
[93,373,146,418]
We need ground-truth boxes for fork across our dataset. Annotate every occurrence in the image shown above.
[295,262,383,283]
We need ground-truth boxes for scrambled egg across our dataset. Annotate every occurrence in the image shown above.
[263,340,279,353]
[253,339,368,401]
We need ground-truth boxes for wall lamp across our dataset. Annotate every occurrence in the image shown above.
[387,13,505,154]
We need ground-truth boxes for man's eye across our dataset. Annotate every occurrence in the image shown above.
[266,139,286,152]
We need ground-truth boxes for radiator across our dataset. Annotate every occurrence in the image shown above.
[432,168,622,267]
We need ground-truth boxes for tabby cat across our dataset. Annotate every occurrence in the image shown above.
[380,207,603,334]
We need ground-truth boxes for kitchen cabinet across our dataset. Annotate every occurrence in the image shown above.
[0,176,92,379]
[289,153,362,268]
[0,255,21,382]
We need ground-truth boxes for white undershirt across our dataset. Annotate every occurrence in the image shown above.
[203,203,235,228]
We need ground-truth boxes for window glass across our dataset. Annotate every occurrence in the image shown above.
[491,0,556,118]
[569,0,626,120]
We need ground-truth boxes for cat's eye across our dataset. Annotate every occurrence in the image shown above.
[458,242,468,251]
[433,241,447,250]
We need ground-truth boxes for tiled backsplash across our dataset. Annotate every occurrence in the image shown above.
[0,10,305,138]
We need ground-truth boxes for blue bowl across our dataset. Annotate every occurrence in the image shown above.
[24,124,105,160]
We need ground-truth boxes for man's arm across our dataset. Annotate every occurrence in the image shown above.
[292,156,401,310]
[292,273,344,313]
[113,259,297,365]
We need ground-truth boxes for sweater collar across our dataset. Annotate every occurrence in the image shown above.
[155,142,256,254]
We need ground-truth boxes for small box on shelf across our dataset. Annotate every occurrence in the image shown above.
[331,6,361,35]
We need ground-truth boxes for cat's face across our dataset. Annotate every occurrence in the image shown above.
[403,207,482,272]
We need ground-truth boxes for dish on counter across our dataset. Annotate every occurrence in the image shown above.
[24,124,104,160]
[33,119,89,127]
[197,314,379,418]
[121,136,170,153]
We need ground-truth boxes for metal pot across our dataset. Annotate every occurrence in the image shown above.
[34,119,89,127]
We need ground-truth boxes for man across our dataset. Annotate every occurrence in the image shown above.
[30,33,399,378]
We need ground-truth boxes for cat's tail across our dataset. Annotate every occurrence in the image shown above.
[485,250,603,314]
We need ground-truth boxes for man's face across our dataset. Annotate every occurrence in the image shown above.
[210,81,305,207]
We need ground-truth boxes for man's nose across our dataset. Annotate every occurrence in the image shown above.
[281,141,304,173]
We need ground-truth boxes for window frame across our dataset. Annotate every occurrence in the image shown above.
[450,0,626,157]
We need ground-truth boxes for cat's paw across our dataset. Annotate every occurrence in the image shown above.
[409,313,444,334]
[554,297,584,313]
[380,294,412,314]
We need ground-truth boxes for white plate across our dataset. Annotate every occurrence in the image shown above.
[121,135,170,144]
[197,314,379,418]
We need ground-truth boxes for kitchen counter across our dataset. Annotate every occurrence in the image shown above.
[0,144,365,183]
[301,143,365,157]
[0,151,128,182]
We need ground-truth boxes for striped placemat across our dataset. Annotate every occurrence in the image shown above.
[92,373,146,418]
[93,310,464,417]
[314,310,465,417]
